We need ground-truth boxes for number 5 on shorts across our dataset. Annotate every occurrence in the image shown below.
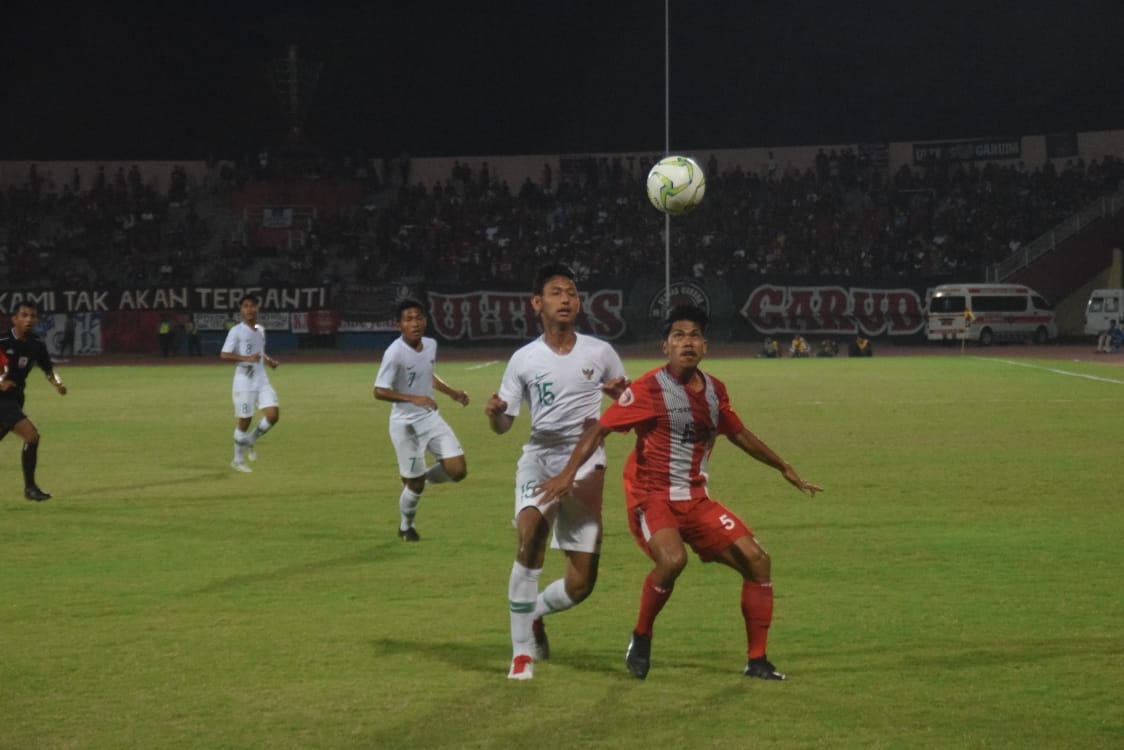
[719,513,736,530]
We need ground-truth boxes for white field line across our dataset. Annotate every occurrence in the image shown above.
[981,358,1124,385]
[466,360,502,371]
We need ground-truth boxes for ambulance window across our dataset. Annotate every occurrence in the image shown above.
[974,295,1027,312]
[930,295,965,313]
[1106,297,1119,313]
[1088,297,1104,313]
[1031,296,1053,310]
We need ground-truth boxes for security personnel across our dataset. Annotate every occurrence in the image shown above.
[158,315,174,357]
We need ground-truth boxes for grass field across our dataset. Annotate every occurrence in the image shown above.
[2,352,1122,749]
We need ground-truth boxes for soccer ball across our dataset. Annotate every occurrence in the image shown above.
[646,155,706,215]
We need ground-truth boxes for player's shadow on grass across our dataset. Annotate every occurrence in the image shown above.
[370,636,629,677]
[780,636,1123,674]
[767,520,925,532]
[67,471,233,497]
[916,637,1123,668]
[191,544,399,594]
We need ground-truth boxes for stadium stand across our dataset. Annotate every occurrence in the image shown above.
[1,151,1120,292]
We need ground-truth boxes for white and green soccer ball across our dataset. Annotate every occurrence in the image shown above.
[645,155,706,215]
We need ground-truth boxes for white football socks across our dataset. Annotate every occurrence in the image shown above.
[533,578,576,620]
[425,462,452,484]
[252,416,273,441]
[508,561,542,657]
[232,428,251,461]
[398,487,421,531]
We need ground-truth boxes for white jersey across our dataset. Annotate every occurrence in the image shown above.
[498,333,626,448]
[375,336,438,425]
[221,321,272,391]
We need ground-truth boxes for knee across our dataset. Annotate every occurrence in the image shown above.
[655,548,688,580]
[444,455,467,482]
[567,562,599,603]
[669,551,689,578]
[404,477,426,494]
[568,577,596,604]
[748,550,772,582]
[515,515,549,565]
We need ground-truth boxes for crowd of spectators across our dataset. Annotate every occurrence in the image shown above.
[0,163,207,290]
[315,148,1123,289]
[1,148,1121,293]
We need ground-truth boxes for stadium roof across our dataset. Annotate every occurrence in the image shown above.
[4,1,1123,159]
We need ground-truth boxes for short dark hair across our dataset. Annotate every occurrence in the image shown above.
[11,301,36,315]
[239,293,259,306]
[533,263,576,294]
[396,298,426,319]
[662,305,709,338]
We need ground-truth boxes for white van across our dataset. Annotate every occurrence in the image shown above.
[1083,289,1124,335]
[927,283,1057,345]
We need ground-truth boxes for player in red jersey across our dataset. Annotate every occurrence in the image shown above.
[535,304,822,680]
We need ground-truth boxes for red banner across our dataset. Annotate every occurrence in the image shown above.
[101,310,164,353]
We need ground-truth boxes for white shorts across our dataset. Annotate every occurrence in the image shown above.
[514,443,605,554]
[389,411,464,479]
[232,385,279,418]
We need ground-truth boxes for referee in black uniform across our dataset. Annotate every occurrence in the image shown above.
[0,301,68,501]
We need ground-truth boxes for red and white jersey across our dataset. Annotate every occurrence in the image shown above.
[601,365,744,503]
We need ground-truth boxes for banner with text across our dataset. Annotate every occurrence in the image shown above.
[0,286,330,313]
[13,278,941,353]
[912,138,1021,163]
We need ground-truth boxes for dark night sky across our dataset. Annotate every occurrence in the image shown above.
[3,1,1123,160]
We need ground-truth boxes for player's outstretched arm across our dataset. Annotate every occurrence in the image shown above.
[47,370,67,396]
[220,351,261,363]
[374,386,437,410]
[601,376,630,400]
[727,428,823,497]
[484,392,514,434]
[432,374,469,406]
[535,420,611,505]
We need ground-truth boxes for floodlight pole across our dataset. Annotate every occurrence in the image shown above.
[663,0,671,318]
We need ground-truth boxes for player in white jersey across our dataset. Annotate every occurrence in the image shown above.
[484,264,628,680]
[220,294,279,472]
[375,299,470,542]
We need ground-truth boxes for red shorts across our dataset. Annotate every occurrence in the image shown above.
[626,491,753,563]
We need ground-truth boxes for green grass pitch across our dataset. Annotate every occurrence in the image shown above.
[2,353,1121,748]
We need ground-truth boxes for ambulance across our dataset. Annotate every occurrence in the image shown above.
[926,283,1057,345]
[1083,289,1124,336]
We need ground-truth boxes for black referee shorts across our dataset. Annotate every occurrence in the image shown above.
[0,397,28,434]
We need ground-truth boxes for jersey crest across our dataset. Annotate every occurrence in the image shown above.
[680,420,713,445]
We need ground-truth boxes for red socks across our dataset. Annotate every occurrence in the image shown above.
[634,572,674,638]
[741,580,774,659]
[635,574,775,657]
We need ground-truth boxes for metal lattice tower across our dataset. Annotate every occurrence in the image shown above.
[266,44,322,148]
